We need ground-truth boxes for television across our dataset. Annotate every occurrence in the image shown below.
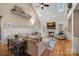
[47,22,56,29]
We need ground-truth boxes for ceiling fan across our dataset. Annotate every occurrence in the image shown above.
[36,3,49,9]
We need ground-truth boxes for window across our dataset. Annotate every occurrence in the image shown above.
[37,9,42,16]
[58,3,65,12]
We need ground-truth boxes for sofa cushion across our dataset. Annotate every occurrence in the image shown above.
[59,32,63,35]
[31,37,42,43]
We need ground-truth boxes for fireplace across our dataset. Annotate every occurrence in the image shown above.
[47,20,56,36]
[49,32,54,37]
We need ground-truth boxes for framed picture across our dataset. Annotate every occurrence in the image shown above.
[23,24,26,28]
[20,24,23,28]
[14,24,18,28]
[18,24,22,28]
[18,24,20,28]
[11,24,15,28]
[6,23,11,28]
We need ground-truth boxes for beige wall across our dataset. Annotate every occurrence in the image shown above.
[0,3,39,44]
[68,17,72,33]
[73,9,79,53]
[73,10,79,37]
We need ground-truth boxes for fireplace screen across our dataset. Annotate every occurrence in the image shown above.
[47,22,56,29]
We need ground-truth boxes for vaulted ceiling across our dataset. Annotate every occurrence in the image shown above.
[31,3,67,26]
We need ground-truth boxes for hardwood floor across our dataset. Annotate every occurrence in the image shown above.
[42,39,72,56]
[0,39,73,56]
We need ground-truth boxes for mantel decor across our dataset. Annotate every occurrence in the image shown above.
[11,5,32,19]
[47,20,56,29]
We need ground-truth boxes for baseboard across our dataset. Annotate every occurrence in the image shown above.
[67,32,73,40]
[73,49,79,54]
[67,33,79,54]
[73,36,79,54]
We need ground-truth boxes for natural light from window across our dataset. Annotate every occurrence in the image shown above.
[58,3,64,12]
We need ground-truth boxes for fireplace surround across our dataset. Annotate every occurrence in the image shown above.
[47,20,56,36]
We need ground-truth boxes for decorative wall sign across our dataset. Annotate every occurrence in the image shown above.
[11,5,32,19]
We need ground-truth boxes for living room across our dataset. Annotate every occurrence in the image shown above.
[0,3,72,56]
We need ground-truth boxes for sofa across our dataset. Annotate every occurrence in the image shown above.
[25,36,49,56]
[8,33,49,56]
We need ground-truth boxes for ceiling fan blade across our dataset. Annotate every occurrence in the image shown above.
[35,3,49,9]
[40,3,44,5]
[43,4,49,7]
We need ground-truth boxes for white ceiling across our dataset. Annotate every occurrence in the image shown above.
[32,3,67,26]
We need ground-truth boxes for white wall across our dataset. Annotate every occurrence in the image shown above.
[0,3,39,44]
[32,3,67,33]
[73,10,79,53]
